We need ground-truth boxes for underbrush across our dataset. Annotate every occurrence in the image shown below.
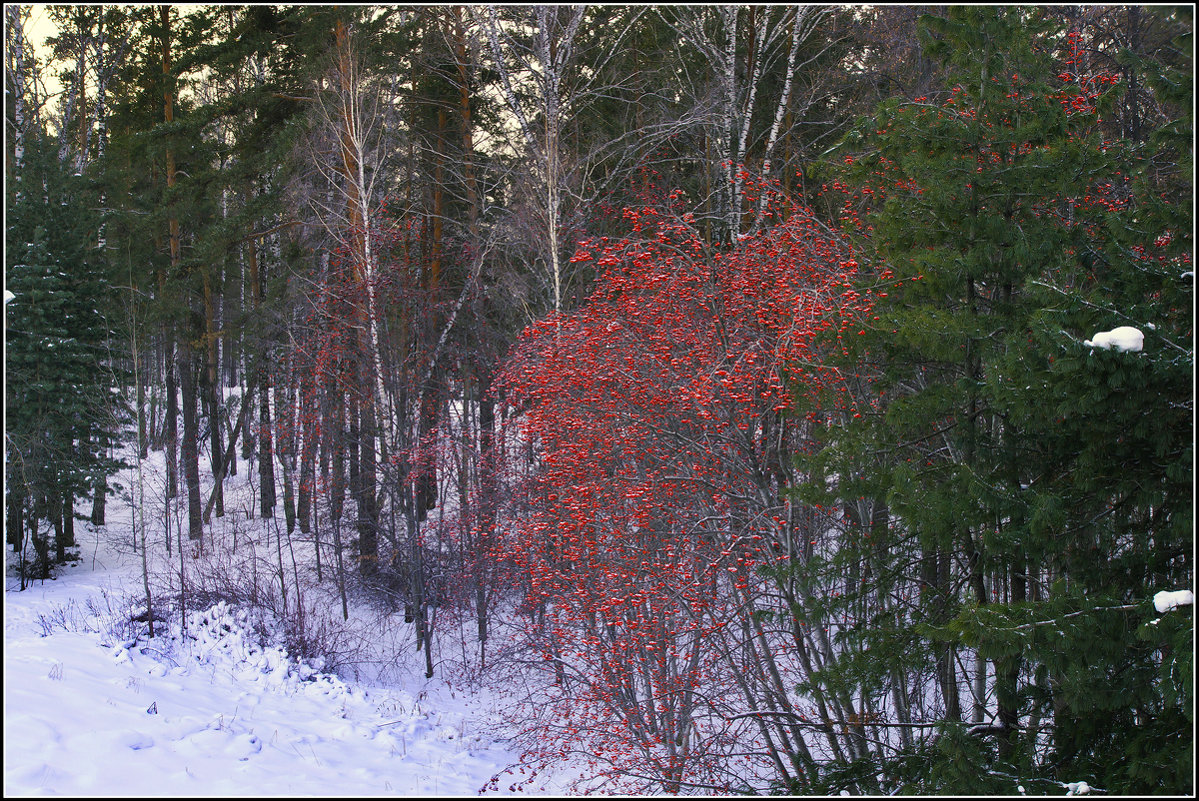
[34,586,148,647]
[33,586,356,701]
[136,509,425,685]
[32,575,367,694]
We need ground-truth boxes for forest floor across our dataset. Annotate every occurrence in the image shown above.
[3,447,578,796]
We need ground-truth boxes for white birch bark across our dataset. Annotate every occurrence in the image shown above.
[6,5,28,196]
[305,19,395,489]
[74,11,89,175]
[535,6,562,315]
[750,7,829,234]
[663,7,828,241]
[336,44,389,461]
[730,13,770,231]
[477,5,594,317]
[720,6,738,237]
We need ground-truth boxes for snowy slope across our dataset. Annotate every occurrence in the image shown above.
[7,590,513,795]
[4,451,575,796]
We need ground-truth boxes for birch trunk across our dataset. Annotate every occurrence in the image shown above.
[6,6,28,193]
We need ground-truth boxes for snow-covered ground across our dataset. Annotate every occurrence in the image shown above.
[4,448,575,796]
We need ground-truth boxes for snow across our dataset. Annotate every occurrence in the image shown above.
[1066,780,1091,795]
[1152,589,1194,613]
[1083,325,1144,352]
[4,289,14,305]
[5,448,576,796]
[4,571,552,795]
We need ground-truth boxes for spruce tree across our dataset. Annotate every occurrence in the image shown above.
[797,6,1192,793]
[6,128,128,578]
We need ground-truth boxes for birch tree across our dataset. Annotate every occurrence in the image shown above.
[659,5,832,241]
[476,5,656,318]
[5,4,34,194]
[302,12,405,572]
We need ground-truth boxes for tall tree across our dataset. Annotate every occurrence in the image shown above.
[6,121,127,579]
[799,6,1192,793]
[157,5,203,545]
[476,4,666,318]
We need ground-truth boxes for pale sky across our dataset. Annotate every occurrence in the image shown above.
[19,3,208,104]
[23,4,62,99]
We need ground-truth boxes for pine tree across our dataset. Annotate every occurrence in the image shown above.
[797,6,1192,793]
[6,127,128,578]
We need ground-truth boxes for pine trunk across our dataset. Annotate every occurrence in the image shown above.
[6,475,24,551]
[161,5,179,501]
[203,266,223,517]
[179,347,203,543]
[164,342,179,498]
[90,477,106,526]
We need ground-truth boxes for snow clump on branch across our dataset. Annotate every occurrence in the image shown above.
[1152,589,1194,613]
[1083,325,1144,352]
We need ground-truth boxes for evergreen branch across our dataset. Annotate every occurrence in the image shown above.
[726,709,978,730]
[995,603,1142,633]
[234,219,303,244]
[1029,280,1190,354]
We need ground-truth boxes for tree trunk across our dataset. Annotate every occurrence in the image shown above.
[91,476,106,526]
[348,390,361,561]
[329,375,349,619]
[63,492,75,548]
[51,492,66,563]
[92,11,109,248]
[476,389,495,649]
[160,5,178,501]
[164,341,179,498]
[259,371,275,518]
[179,344,204,543]
[331,18,381,574]
[297,368,315,535]
[924,546,961,722]
[204,377,253,524]
[453,6,490,653]
[940,548,962,722]
[451,6,481,239]
[358,386,378,574]
[6,476,24,551]
[31,499,51,580]
[203,265,223,517]
[998,551,1026,757]
[246,241,275,518]
[275,372,297,534]
[137,343,149,458]
[6,6,28,195]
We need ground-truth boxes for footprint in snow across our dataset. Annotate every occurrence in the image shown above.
[113,730,155,751]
